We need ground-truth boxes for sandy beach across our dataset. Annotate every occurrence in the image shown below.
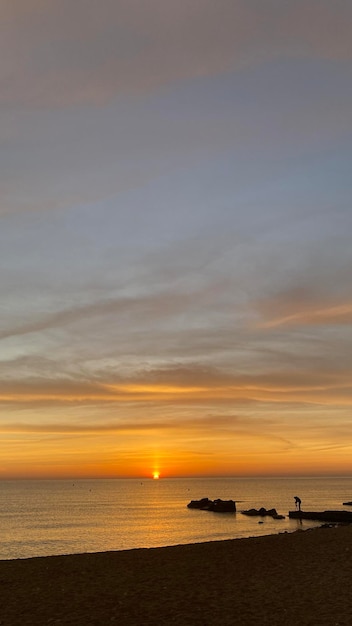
[0,525,351,625]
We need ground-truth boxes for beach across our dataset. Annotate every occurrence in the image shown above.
[0,525,351,625]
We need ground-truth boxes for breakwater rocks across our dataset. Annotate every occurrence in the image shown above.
[241,507,285,520]
[289,510,352,523]
[187,498,236,513]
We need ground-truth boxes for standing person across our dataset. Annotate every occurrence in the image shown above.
[294,496,302,511]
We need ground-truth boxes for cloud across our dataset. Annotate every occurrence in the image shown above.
[0,412,296,459]
[2,43,351,216]
[261,302,352,329]
[0,280,230,343]
[1,363,351,410]
[255,287,352,329]
[1,0,352,108]
[0,413,268,434]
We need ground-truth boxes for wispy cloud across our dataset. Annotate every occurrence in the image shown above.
[0,413,271,434]
[260,302,352,329]
[1,365,351,409]
[0,286,220,342]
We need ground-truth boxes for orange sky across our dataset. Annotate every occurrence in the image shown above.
[1,376,352,478]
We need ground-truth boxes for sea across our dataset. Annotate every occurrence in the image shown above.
[1,476,352,561]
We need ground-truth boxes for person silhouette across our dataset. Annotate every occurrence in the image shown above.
[294,496,302,511]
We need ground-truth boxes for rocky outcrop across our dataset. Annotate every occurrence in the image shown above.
[289,510,352,523]
[187,498,213,510]
[343,501,352,506]
[241,507,285,519]
[212,499,236,513]
[187,498,236,513]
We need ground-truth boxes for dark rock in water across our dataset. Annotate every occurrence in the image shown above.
[343,501,352,506]
[241,507,284,519]
[241,508,263,516]
[187,498,213,510]
[187,498,236,513]
[212,499,236,513]
[289,510,352,523]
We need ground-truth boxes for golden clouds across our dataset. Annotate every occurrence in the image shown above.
[1,368,352,409]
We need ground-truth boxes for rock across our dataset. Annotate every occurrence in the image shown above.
[241,507,282,518]
[343,501,352,505]
[289,510,352,523]
[187,498,236,512]
[240,508,259,516]
[258,507,268,516]
[187,498,213,510]
[212,499,236,513]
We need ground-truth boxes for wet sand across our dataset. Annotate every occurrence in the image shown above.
[0,525,351,625]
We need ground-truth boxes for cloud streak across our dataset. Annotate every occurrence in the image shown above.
[0,286,219,342]
[1,365,351,409]
[257,298,352,329]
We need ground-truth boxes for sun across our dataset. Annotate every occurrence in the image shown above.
[153,471,160,479]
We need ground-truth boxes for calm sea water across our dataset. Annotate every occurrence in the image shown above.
[1,477,352,560]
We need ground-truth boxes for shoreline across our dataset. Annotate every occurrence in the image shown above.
[0,520,322,563]
[1,525,351,625]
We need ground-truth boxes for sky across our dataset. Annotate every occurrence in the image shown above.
[1,0,352,479]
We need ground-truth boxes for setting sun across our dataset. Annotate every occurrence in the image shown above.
[153,472,160,479]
